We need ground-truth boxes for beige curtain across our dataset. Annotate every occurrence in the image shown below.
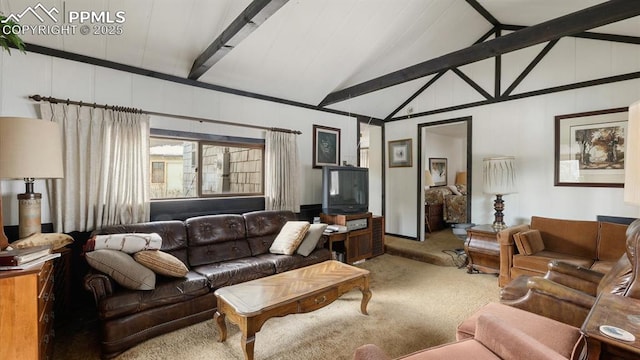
[264,130,300,212]
[41,103,150,232]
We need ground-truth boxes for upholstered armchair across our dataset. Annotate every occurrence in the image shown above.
[499,219,639,328]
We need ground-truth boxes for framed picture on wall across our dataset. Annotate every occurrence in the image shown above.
[388,139,412,167]
[429,158,447,186]
[554,107,627,187]
[313,125,341,168]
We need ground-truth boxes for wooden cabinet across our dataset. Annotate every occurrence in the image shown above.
[425,203,444,233]
[371,215,385,257]
[320,212,373,264]
[464,225,500,274]
[0,260,55,360]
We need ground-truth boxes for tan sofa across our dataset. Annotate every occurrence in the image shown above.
[497,216,628,287]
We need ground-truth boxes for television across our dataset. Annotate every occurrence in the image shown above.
[322,166,369,215]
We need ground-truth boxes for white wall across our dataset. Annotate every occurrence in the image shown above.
[0,51,364,226]
[385,37,640,237]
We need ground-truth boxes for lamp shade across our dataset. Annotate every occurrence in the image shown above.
[483,156,517,195]
[424,170,435,187]
[625,100,640,205]
[455,171,467,185]
[0,117,64,179]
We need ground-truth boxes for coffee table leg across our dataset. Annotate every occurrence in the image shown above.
[214,311,227,342]
[360,277,372,315]
[241,332,256,360]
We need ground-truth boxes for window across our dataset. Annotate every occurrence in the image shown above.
[150,134,264,199]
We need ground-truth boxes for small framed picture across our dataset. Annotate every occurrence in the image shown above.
[313,125,340,168]
[388,139,412,168]
[555,107,627,187]
[429,158,447,186]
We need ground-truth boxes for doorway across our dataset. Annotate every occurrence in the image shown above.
[417,117,472,241]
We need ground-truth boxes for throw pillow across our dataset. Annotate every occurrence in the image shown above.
[86,249,156,290]
[455,184,467,195]
[269,221,311,255]
[10,232,73,251]
[134,250,189,277]
[447,184,463,196]
[514,229,545,255]
[296,223,328,257]
[86,233,162,253]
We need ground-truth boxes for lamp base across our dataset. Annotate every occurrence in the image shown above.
[491,194,507,230]
[18,192,42,239]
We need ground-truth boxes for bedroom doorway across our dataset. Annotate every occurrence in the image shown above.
[417,117,472,242]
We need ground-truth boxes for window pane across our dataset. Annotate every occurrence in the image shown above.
[201,143,263,196]
[150,138,198,198]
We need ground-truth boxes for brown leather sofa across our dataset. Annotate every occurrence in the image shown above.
[497,216,628,287]
[84,210,331,359]
[498,219,639,328]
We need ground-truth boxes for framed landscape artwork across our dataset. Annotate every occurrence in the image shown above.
[429,158,447,186]
[313,125,340,168]
[554,107,627,187]
[388,139,412,167]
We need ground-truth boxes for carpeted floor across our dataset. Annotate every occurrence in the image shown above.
[54,254,500,360]
[384,228,467,268]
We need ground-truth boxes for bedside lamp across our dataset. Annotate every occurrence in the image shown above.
[483,156,517,230]
[0,117,64,247]
[455,171,467,185]
[424,170,435,189]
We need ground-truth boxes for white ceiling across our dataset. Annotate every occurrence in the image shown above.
[2,0,639,120]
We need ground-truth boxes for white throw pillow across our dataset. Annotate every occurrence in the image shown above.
[296,223,328,257]
[448,184,463,196]
[269,221,311,255]
[89,233,162,254]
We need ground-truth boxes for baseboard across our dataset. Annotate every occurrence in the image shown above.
[385,232,417,241]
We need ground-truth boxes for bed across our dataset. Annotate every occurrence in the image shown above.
[425,184,468,227]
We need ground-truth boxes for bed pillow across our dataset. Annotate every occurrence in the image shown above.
[514,229,545,255]
[134,250,189,277]
[269,221,311,255]
[86,233,162,253]
[447,184,463,196]
[296,223,328,257]
[86,249,156,290]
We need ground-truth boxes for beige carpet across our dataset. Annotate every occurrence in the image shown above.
[384,228,467,267]
[54,254,499,360]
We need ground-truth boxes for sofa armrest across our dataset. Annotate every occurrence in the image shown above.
[527,277,597,309]
[544,261,604,295]
[84,272,115,305]
[498,224,530,287]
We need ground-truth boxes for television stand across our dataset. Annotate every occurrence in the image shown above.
[320,212,374,264]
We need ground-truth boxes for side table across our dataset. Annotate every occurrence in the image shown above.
[465,225,500,274]
[581,293,640,360]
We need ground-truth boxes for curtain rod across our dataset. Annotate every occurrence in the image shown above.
[29,95,302,134]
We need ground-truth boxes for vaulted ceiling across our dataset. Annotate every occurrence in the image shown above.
[3,0,640,122]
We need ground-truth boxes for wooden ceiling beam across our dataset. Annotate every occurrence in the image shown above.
[188,0,289,80]
[319,0,640,107]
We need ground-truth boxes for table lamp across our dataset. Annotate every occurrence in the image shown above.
[483,156,517,230]
[0,117,64,247]
[424,170,435,189]
[455,171,467,185]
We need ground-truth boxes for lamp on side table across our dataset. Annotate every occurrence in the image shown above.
[0,117,64,248]
[483,156,517,230]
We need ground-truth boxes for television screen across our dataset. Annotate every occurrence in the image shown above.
[322,166,368,214]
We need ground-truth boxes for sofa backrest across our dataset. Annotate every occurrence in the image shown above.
[530,216,598,259]
[597,221,629,262]
[243,210,296,255]
[93,221,189,265]
[185,214,249,267]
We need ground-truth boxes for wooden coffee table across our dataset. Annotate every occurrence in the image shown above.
[213,260,372,360]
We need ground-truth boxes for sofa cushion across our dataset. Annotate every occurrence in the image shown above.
[244,210,296,256]
[296,223,328,256]
[193,257,275,289]
[269,221,310,255]
[86,249,156,290]
[134,250,189,278]
[457,302,582,359]
[512,250,594,274]
[514,229,545,255]
[597,222,629,262]
[255,248,332,273]
[474,314,568,360]
[98,271,210,320]
[398,339,497,360]
[186,215,252,266]
[530,216,598,259]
